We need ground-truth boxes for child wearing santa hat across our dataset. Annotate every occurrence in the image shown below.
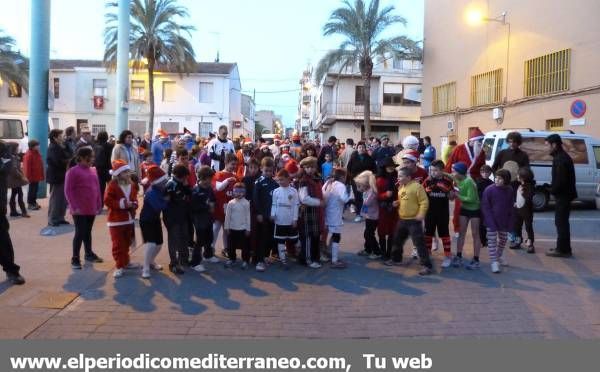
[104,160,140,278]
[139,165,168,278]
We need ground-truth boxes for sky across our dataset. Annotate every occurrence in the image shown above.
[0,0,424,127]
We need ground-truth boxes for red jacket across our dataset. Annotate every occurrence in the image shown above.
[104,180,139,227]
[22,149,44,182]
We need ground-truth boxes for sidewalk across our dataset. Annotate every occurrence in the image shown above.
[0,198,598,339]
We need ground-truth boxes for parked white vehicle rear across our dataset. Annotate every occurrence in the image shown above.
[483,129,600,210]
[0,114,53,151]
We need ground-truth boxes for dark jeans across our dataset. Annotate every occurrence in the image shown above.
[364,219,380,254]
[72,215,95,259]
[554,197,572,253]
[48,183,67,225]
[98,178,108,207]
[0,215,20,275]
[167,221,190,266]
[27,182,39,206]
[514,207,534,244]
[299,232,320,264]
[256,220,275,263]
[9,187,26,215]
[379,234,395,260]
[228,229,250,262]
[392,219,432,268]
[350,181,363,214]
[191,220,213,265]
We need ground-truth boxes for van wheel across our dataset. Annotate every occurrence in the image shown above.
[532,189,549,211]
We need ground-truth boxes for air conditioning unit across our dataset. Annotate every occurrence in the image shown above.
[447,120,454,131]
[493,107,504,120]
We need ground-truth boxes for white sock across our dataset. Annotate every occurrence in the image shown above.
[143,243,156,271]
[331,242,339,263]
[278,244,287,262]
[212,221,222,248]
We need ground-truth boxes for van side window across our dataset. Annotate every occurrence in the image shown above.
[0,119,24,140]
[521,137,588,164]
[482,138,495,161]
[593,146,600,169]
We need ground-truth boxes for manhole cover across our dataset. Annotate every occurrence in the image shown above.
[23,291,79,309]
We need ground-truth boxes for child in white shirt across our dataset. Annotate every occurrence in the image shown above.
[224,182,251,269]
[271,169,299,269]
[322,168,353,268]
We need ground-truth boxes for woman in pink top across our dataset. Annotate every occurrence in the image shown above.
[64,147,104,269]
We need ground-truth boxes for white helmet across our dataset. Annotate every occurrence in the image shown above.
[402,135,419,150]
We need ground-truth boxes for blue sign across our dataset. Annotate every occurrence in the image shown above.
[570,99,586,118]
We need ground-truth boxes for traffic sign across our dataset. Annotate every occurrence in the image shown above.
[570,99,586,118]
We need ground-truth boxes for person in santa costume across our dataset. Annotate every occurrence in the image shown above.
[444,127,487,236]
[104,160,140,278]
[236,138,255,179]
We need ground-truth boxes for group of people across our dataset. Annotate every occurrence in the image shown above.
[0,122,577,284]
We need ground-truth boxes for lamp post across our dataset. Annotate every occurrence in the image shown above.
[115,0,130,134]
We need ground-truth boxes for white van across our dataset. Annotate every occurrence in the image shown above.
[0,114,52,150]
[483,129,600,210]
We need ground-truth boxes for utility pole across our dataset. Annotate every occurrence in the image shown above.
[115,0,130,135]
[28,0,51,197]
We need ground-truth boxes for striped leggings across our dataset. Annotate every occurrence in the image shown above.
[487,229,507,262]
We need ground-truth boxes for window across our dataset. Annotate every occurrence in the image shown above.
[383,84,403,106]
[546,118,564,131]
[51,118,60,129]
[199,82,214,103]
[130,80,145,101]
[471,68,503,106]
[500,137,589,164]
[93,79,107,97]
[593,146,600,169]
[8,81,22,98]
[403,84,422,105]
[198,122,212,137]
[355,86,364,105]
[524,49,570,97]
[432,82,456,113]
[162,81,176,102]
[91,124,106,136]
[483,138,495,161]
[160,121,179,133]
[0,119,24,139]
[53,78,60,99]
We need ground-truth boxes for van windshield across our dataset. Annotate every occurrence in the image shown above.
[0,119,24,140]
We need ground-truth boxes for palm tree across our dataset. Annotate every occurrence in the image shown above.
[103,0,196,135]
[315,0,421,140]
[0,30,28,92]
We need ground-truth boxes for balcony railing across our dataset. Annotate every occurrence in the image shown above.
[322,103,381,117]
[302,95,311,104]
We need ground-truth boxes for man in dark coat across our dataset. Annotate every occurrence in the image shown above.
[0,140,25,285]
[492,131,530,179]
[317,136,337,168]
[46,129,71,227]
[347,141,376,222]
[545,134,576,258]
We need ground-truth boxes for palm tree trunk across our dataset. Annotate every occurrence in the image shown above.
[362,75,371,141]
[147,61,155,136]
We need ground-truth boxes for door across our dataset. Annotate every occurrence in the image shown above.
[76,119,89,134]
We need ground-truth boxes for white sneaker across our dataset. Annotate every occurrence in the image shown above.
[353,216,363,222]
[207,256,220,263]
[441,257,452,268]
[113,268,124,278]
[150,263,163,271]
[411,248,419,259]
[432,239,439,251]
[368,253,380,260]
[141,269,151,279]
[491,261,501,273]
[320,255,330,263]
[350,205,356,214]
[498,256,508,267]
[308,261,322,269]
[256,262,266,272]
[125,262,141,270]
[192,264,206,273]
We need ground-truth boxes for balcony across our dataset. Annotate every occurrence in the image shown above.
[319,103,381,124]
[302,95,311,104]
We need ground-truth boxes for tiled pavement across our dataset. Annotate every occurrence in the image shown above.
[1,198,598,339]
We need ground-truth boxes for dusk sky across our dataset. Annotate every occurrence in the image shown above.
[0,0,424,127]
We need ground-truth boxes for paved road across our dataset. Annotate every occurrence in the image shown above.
[0,199,598,339]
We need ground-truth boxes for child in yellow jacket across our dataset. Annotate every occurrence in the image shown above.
[389,167,433,275]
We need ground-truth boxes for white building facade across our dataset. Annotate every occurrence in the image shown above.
[240,93,256,139]
[312,59,423,144]
[0,60,242,137]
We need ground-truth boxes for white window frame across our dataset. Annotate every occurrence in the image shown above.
[130,80,145,101]
[162,81,176,102]
[93,79,108,97]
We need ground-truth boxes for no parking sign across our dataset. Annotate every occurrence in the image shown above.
[570,99,586,118]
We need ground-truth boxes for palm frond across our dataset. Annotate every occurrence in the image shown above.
[315,49,357,84]
[0,29,29,91]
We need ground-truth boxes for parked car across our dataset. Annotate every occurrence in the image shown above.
[483,129,600,210]
[0,114,52,150]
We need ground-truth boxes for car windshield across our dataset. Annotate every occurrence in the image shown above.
[0,119,24,139]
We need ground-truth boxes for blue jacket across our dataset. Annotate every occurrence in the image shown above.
[139,186,168,222]
[422,145,436,168]
[253,175,279,218]
[151,140,171,165]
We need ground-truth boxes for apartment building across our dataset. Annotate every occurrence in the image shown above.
[0,59,245,137]
[296,67,314,136]
[421,0,600,151]
[312,58,422,144]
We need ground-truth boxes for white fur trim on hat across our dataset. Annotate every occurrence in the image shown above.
[109,164,131,177]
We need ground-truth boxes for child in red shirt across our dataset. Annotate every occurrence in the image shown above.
[211,153,239,259]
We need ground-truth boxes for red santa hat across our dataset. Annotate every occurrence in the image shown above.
[141,165,167,186]
[158,128,169,139]
[260,144,269,150]
[109,159,131,176]
[468,127,485,141]
[243,137,253,144]
[401,149,420,162]
[284,159,299,176]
